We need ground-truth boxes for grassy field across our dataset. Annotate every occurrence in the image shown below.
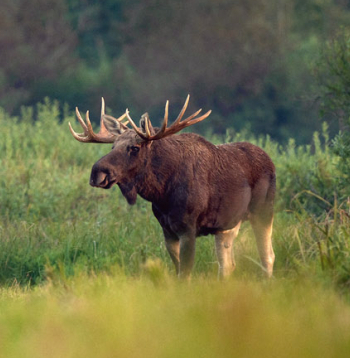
[1,273,350,358]
[1,100,350,357]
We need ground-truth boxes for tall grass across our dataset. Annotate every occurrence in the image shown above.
[0,100,349,290]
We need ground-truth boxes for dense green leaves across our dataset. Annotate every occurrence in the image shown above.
[314,28,350,199]
[0,101,349,289]
[1,0,350,142]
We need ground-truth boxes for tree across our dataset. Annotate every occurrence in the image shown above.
[314,27,350,198]
[119,0,279,116]
[0,0,78,112]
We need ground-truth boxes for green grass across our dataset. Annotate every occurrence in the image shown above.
[0,100,349,286]
[0,100,350,357]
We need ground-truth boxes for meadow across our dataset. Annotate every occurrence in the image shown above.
[0,100,350,357]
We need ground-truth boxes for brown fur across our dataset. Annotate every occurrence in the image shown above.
[90,129,276,279]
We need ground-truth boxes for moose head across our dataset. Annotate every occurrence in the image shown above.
[69,95,211,204]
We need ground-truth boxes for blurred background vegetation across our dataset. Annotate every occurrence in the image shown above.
[1,0,350,143]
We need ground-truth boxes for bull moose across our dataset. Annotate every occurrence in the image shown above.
[69,96,275,279]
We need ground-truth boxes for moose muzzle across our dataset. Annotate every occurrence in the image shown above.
[90,162,117,189]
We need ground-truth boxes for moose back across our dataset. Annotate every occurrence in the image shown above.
[69,96,276,278]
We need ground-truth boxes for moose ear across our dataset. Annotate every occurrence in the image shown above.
[139,113,155,136]
[102,115,125,135]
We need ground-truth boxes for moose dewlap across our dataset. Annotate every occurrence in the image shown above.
[69,95,275,279]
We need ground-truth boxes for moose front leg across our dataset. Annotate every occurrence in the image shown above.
[164,233,196,279]
[178,235,196,279]
[164,236,180,275]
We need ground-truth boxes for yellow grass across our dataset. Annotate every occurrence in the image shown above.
[0,264,349,358]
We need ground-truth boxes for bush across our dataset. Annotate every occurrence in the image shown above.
[314,27,350,199]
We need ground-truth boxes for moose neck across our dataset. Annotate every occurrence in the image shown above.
[135,138,180,205]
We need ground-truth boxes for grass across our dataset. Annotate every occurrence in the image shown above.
[0,100,349,285]
[1,100,350,356]
[1,271,350,358]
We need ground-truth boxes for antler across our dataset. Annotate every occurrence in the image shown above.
[68,98,128,143]
[69,95,211,143]
[125,94,212,141]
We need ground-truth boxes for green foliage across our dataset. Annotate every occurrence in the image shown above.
[1,101,349,290]
[276,123,338,213]
[2,0,350,143]
[66,0,129,62]
[314,27,350,199]
[315,27,350,118]
[0,0,77,112]
[332,132,350,195]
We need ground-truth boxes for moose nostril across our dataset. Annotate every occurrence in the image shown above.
[90,172,109,187]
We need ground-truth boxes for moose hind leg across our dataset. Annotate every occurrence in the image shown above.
[250,214,275,278]
[249,176,275,278]
[215,222,241,279]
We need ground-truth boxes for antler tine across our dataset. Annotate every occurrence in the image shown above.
[98,97,113,135]
[174,94,190,125]
[149,100,169,140]
[147,95,211,141]
[175,108,202,126]
[69,98,119,143]
[75,107,88,131]
[154,109,210,138]
[126,110,149,140]
[69,120,88,142]
[101,97,105,117]
[180,110,212,129]
[144,115,152,137]
[102,113,129,130]
[85,110,94,133]
[68,108,92,142]
[100,98,129,130]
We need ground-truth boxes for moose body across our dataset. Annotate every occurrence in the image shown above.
[70,96,275,278]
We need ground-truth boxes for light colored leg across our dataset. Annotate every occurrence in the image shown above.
[250,216,275,278]
[215,222,241,279]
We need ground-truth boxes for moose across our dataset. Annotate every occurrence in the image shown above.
[69,96,276,279]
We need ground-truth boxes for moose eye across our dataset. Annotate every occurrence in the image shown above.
[129,146,140,154]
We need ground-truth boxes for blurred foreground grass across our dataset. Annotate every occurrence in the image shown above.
[0,269,350,358]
